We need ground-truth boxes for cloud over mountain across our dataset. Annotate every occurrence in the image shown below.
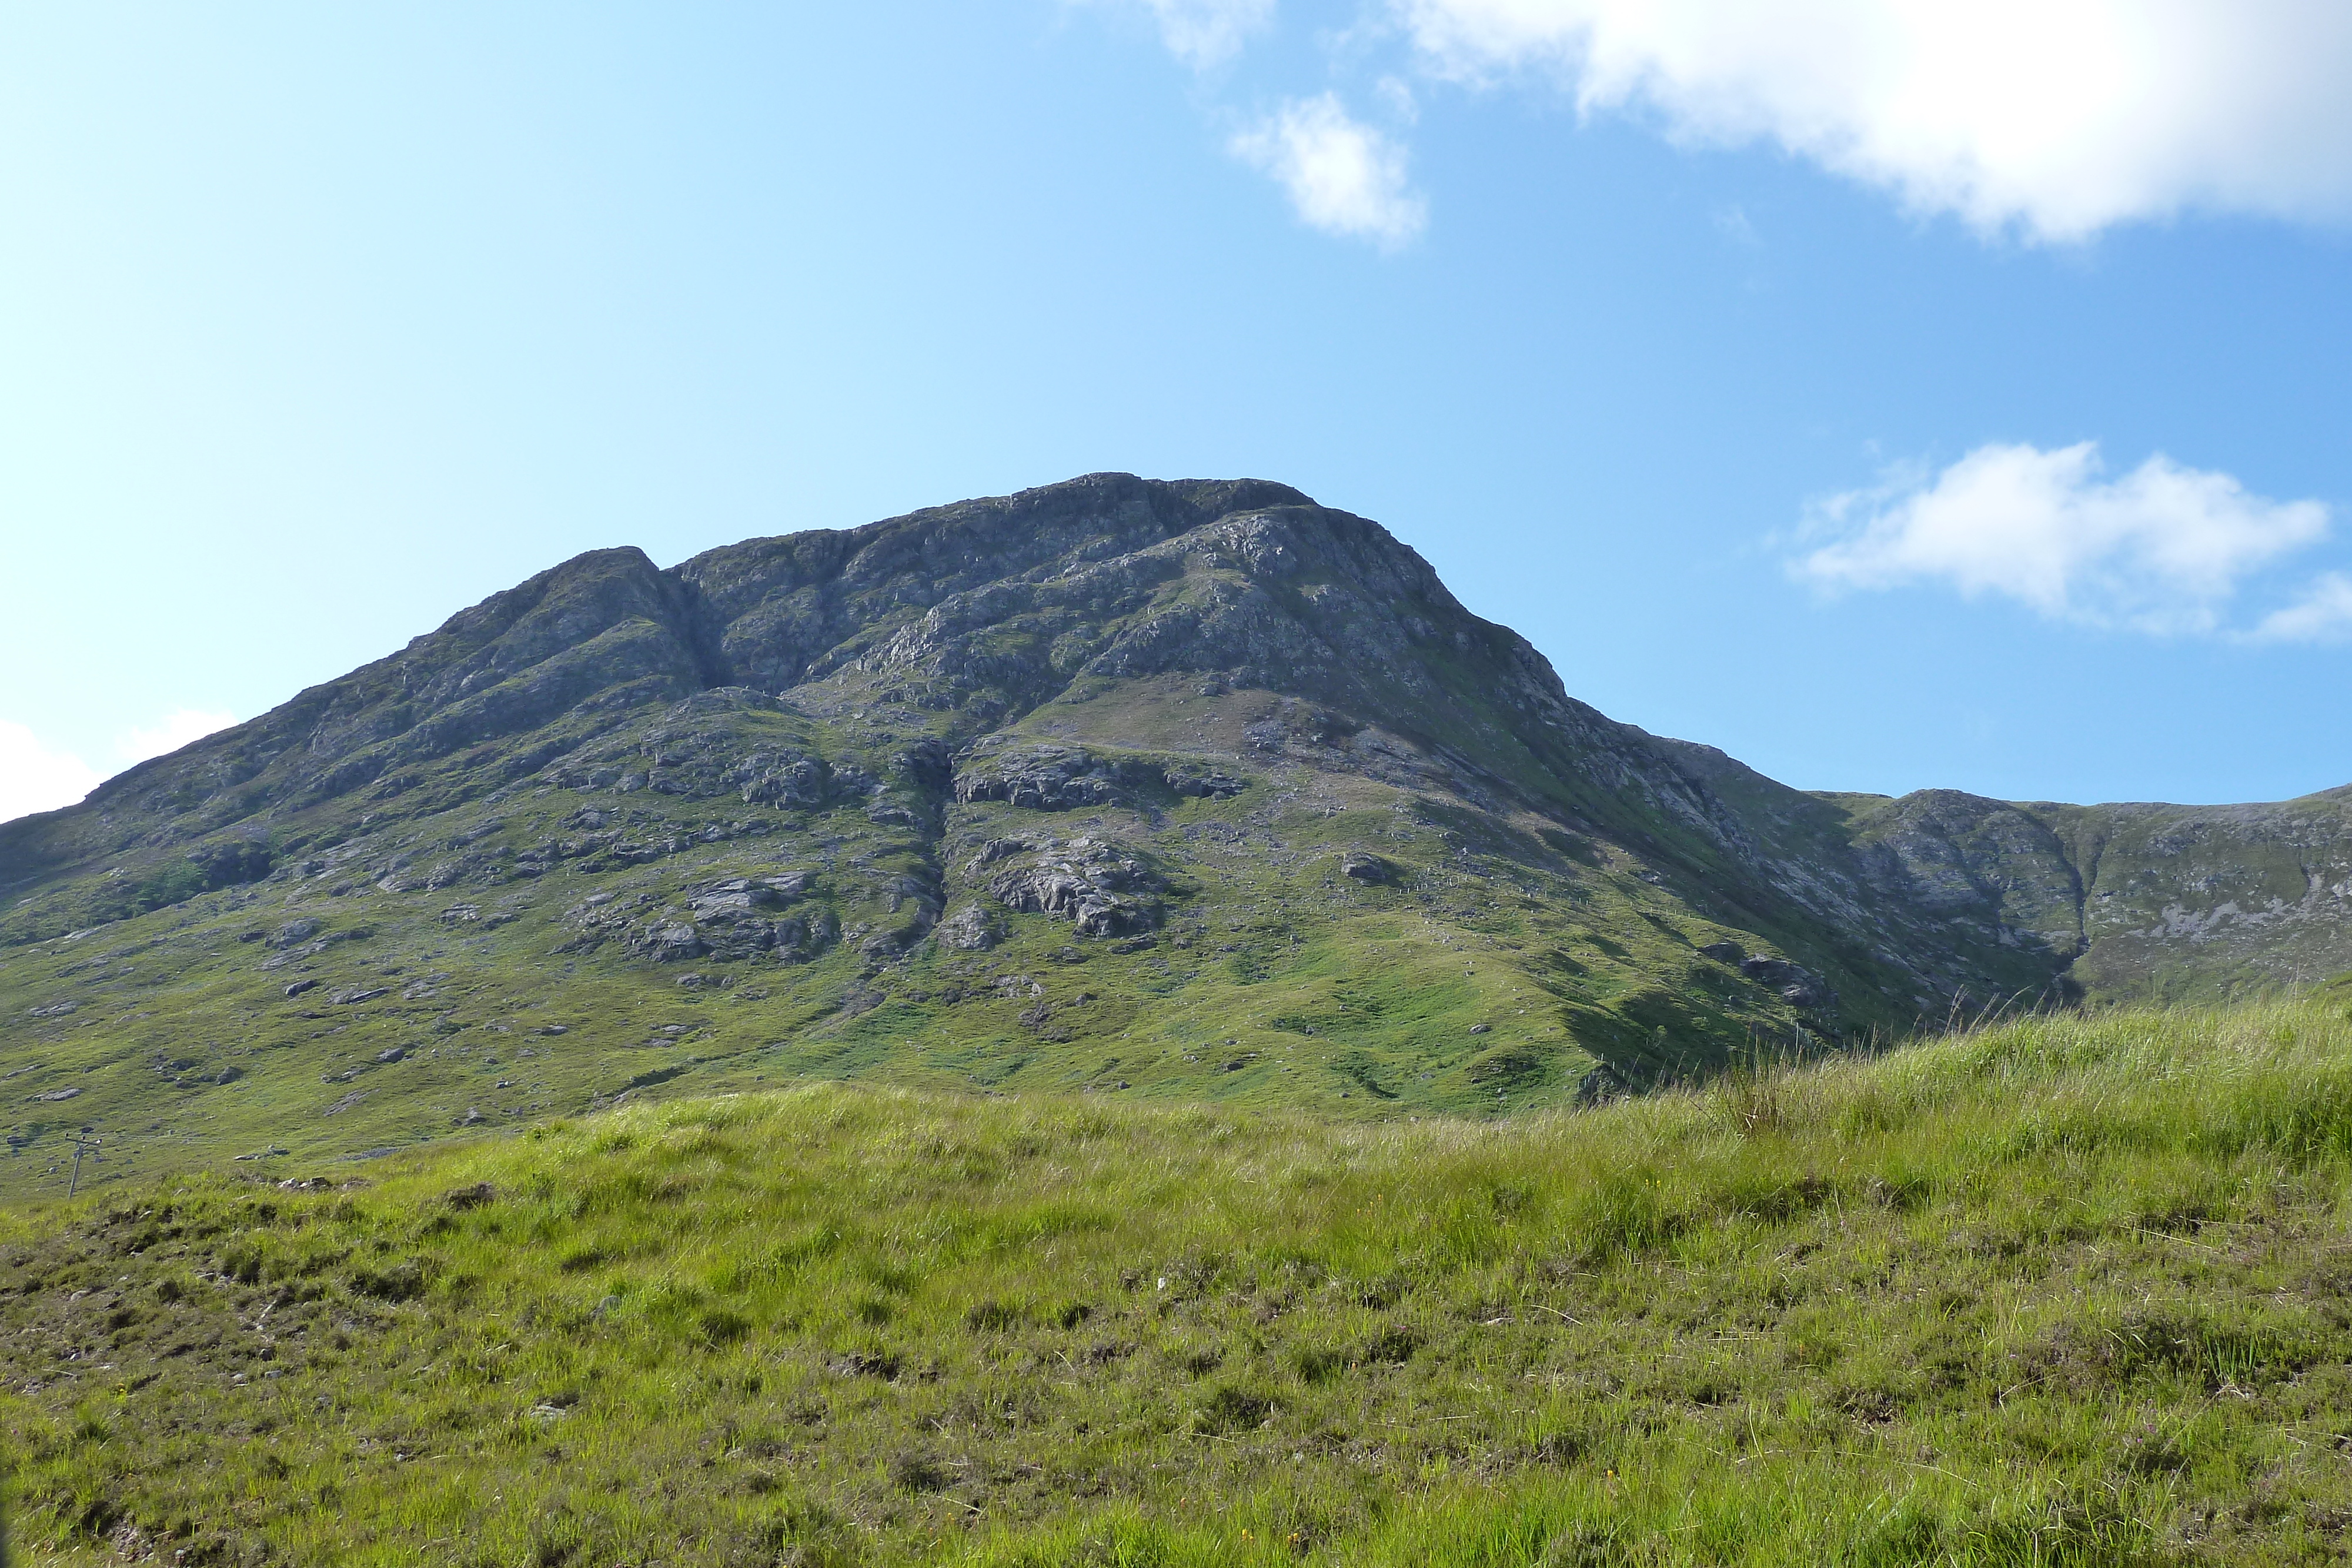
[0,722,102,825]
[0,708,239,826]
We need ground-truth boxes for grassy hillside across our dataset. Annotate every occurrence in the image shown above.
[12,999,2352,1564]
[7,478,2127,1202]
[0,682,1857,1206]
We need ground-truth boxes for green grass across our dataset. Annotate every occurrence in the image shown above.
[12,998,2352,1563]
[0,687,1856,1203]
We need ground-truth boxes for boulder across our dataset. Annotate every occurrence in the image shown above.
[268,918,324,951]
[646,922,705,962]
[733,752,831,809]
[1739,955,1838,1012]
[1164,766,1246,799]
[1575,1064,1630,1105]
[954,745,1137,811]
[936,903,1003,951]
[185,840,274,887]
[987,837,1164,937]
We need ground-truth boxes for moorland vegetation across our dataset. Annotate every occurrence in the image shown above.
[11,996,2352,1564]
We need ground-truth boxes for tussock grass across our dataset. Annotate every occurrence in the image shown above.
[12,999,2352,1563]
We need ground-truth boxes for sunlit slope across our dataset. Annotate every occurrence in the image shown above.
[15,473,2352,1198]
[0,686,1834,1204]
[3,478,1946,1200]
[12,999,2352,1564]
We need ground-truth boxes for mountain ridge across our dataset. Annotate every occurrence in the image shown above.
[6,473,2352,1195]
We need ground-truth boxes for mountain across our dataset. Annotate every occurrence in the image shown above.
[6,473,2352,1196]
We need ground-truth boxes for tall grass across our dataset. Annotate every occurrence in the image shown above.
[10,999,2352,1563]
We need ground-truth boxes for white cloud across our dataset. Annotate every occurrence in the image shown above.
[2247,573,2352,644]
[1794,442,2332,634]
[0,708,239,827]
[0,721,103,825]
[1231,93,1428,247]
[115,707,236,765]
[1121,0,1277,69]
[1396,1,2352,240]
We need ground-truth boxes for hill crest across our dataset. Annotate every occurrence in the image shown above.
[8,473,2352,1193]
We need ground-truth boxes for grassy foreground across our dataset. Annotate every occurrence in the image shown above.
[11,1001,2352,1564]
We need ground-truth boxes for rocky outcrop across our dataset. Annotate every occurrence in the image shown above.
[974,836,1163,938]
[954,746,1146,811]
[559,878,838,965]
[1738,956,1838,1013]
[950,744,1244,813]
[10,469,2352,1017]
[935,902,1003,951]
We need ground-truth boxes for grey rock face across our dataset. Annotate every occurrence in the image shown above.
[985,837,1162,938]
[687,874,808,920]
[954,746,1140,811]
[733,753,831,809]
[1164,765,1245,799]
[936,902,1002,951]
[952,745,1247,811]
[11,467,2347,1032]
[185,840,273,887]
[1739,957,1836,1012]
[268,919,323,950]
[555,874,836,965]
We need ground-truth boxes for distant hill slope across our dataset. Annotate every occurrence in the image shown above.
[4,473,2349,1195]
[1816,784,2352,1002]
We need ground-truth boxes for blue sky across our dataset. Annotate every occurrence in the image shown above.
[4,2,2350,820]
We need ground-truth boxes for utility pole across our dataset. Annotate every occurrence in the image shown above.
[66,1128,99,1198]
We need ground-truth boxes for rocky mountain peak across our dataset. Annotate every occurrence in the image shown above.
[9,475,2352,1188]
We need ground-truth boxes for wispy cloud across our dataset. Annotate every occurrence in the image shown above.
[117,707,238,765]
[0,721,105,825]
[1231,93,1428,248]
[1793,442,2334,636]
[1110,0,1278,69]
[0,708,239,825]
[1395,1,2352,242]
[2247,573,2352,644]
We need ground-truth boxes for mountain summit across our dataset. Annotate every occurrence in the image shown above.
[7,474,2352,1192]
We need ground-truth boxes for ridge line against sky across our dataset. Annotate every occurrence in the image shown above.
[1,4,2347,820]
[1121,0,2352,635]
[1101,12,2352,649]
